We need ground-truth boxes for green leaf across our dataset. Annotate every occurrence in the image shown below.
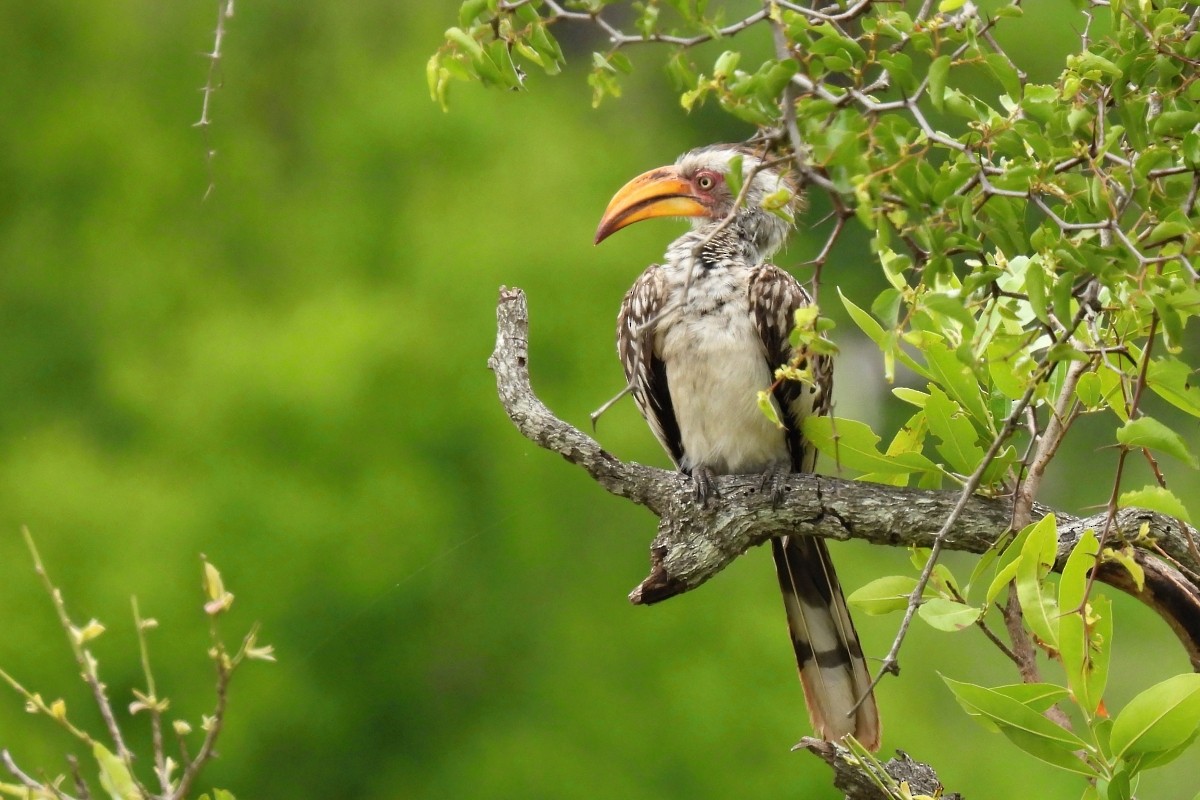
[1015,514,1060,648]
[1075,371,1103,410]
[919,598,981,631]
[1152,110,1200,136]
[925,385,986,475]
[1110,673,1200,759]
[1116,416,1199,467]
[1058,530,1107,718]
[848,575,919,615]
[928,55,951,112]
[94,743,139,800]
[922,338,990,427]
[988,682,1070,712]
[988,341,1035,400]
[1118,485,1194,525]
[839,288,886,345]
[965,543,1000,599]
[801,416,938,475]
[756,390,785,430]
[1146,357,1200,418]
[943,677,1098,775]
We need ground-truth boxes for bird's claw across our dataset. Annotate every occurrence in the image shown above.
[758,461,792,509]
[691,466,719,506]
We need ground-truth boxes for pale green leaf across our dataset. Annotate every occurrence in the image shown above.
[1058,530,1106,718]
[94,743,139,800]
[1118,486,1193,525]
[919,598,981,631]
[1116,416,1199,467]
[801,416,937,475]
[1015,514,1059,648]
[849,575,919,615]
[1110,673,1200,759]
[943,677,1097,775]
[925,385,986,475]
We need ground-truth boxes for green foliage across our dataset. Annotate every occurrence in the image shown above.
[433,3,1200,794]
[931,521,1199,799]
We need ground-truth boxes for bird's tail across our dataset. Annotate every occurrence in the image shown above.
[771,535,881,750]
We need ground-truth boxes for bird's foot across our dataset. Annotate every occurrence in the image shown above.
[690,466,719,506]
[758,460,793,508]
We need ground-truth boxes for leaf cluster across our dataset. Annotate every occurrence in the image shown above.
[856,517,1199,800]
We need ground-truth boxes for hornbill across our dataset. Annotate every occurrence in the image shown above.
[595,144,881,750]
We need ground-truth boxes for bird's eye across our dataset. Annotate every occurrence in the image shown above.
[696,173,716,191]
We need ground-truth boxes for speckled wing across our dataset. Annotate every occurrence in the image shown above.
[616,264,684,468]
[748,264,832,473]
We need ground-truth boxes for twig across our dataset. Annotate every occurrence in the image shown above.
[195,0,235,201]
[22,529,142,788]
[1,749,79,800]
[133,597,170,796]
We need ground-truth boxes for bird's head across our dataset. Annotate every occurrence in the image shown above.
[594,145,799,257]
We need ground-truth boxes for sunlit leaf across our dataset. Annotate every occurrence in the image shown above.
[1110,673,1200,759]
[1117,486,1193,525]
[919,598,981,631]
[848,575,919,615]
[801,416,938,475]
[1015,514,1059,648]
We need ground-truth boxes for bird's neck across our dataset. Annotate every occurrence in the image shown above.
[668,211,790,268]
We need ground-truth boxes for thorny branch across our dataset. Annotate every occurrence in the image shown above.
[195,0,235,201]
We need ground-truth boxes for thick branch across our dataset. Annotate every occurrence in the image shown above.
[489,287,1200,668]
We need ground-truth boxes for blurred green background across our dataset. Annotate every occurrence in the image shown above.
[0,2,1196,798]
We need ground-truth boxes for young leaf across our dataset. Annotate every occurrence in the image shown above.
[1146,357,1200,418]
[922,338,991,427]
[1015,514,1060,648]
[756,390,785,430]
[1109,673,1200,759]
[943,677,1098,775]
[1117,486,1194,525]
[919,598,981,631]
[1058,530,1105,718]
[928,55,951,112]
[849,575,920,615]
[801,416,938,475]
[94,743,139,800]
[1116,416,1199,467]
[988,682,1070,712]
[925,386,986,475]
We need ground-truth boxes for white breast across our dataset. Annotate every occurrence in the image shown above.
[656,269,789,475]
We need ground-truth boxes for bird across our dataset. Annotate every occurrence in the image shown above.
[594,144,881,750]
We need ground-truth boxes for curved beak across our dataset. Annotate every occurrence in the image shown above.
[594,166,709,244]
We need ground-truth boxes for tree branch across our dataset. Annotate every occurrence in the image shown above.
[798,739,963,800]
[489,287,1200,669]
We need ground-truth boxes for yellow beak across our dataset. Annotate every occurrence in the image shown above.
[594,166,709,244]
